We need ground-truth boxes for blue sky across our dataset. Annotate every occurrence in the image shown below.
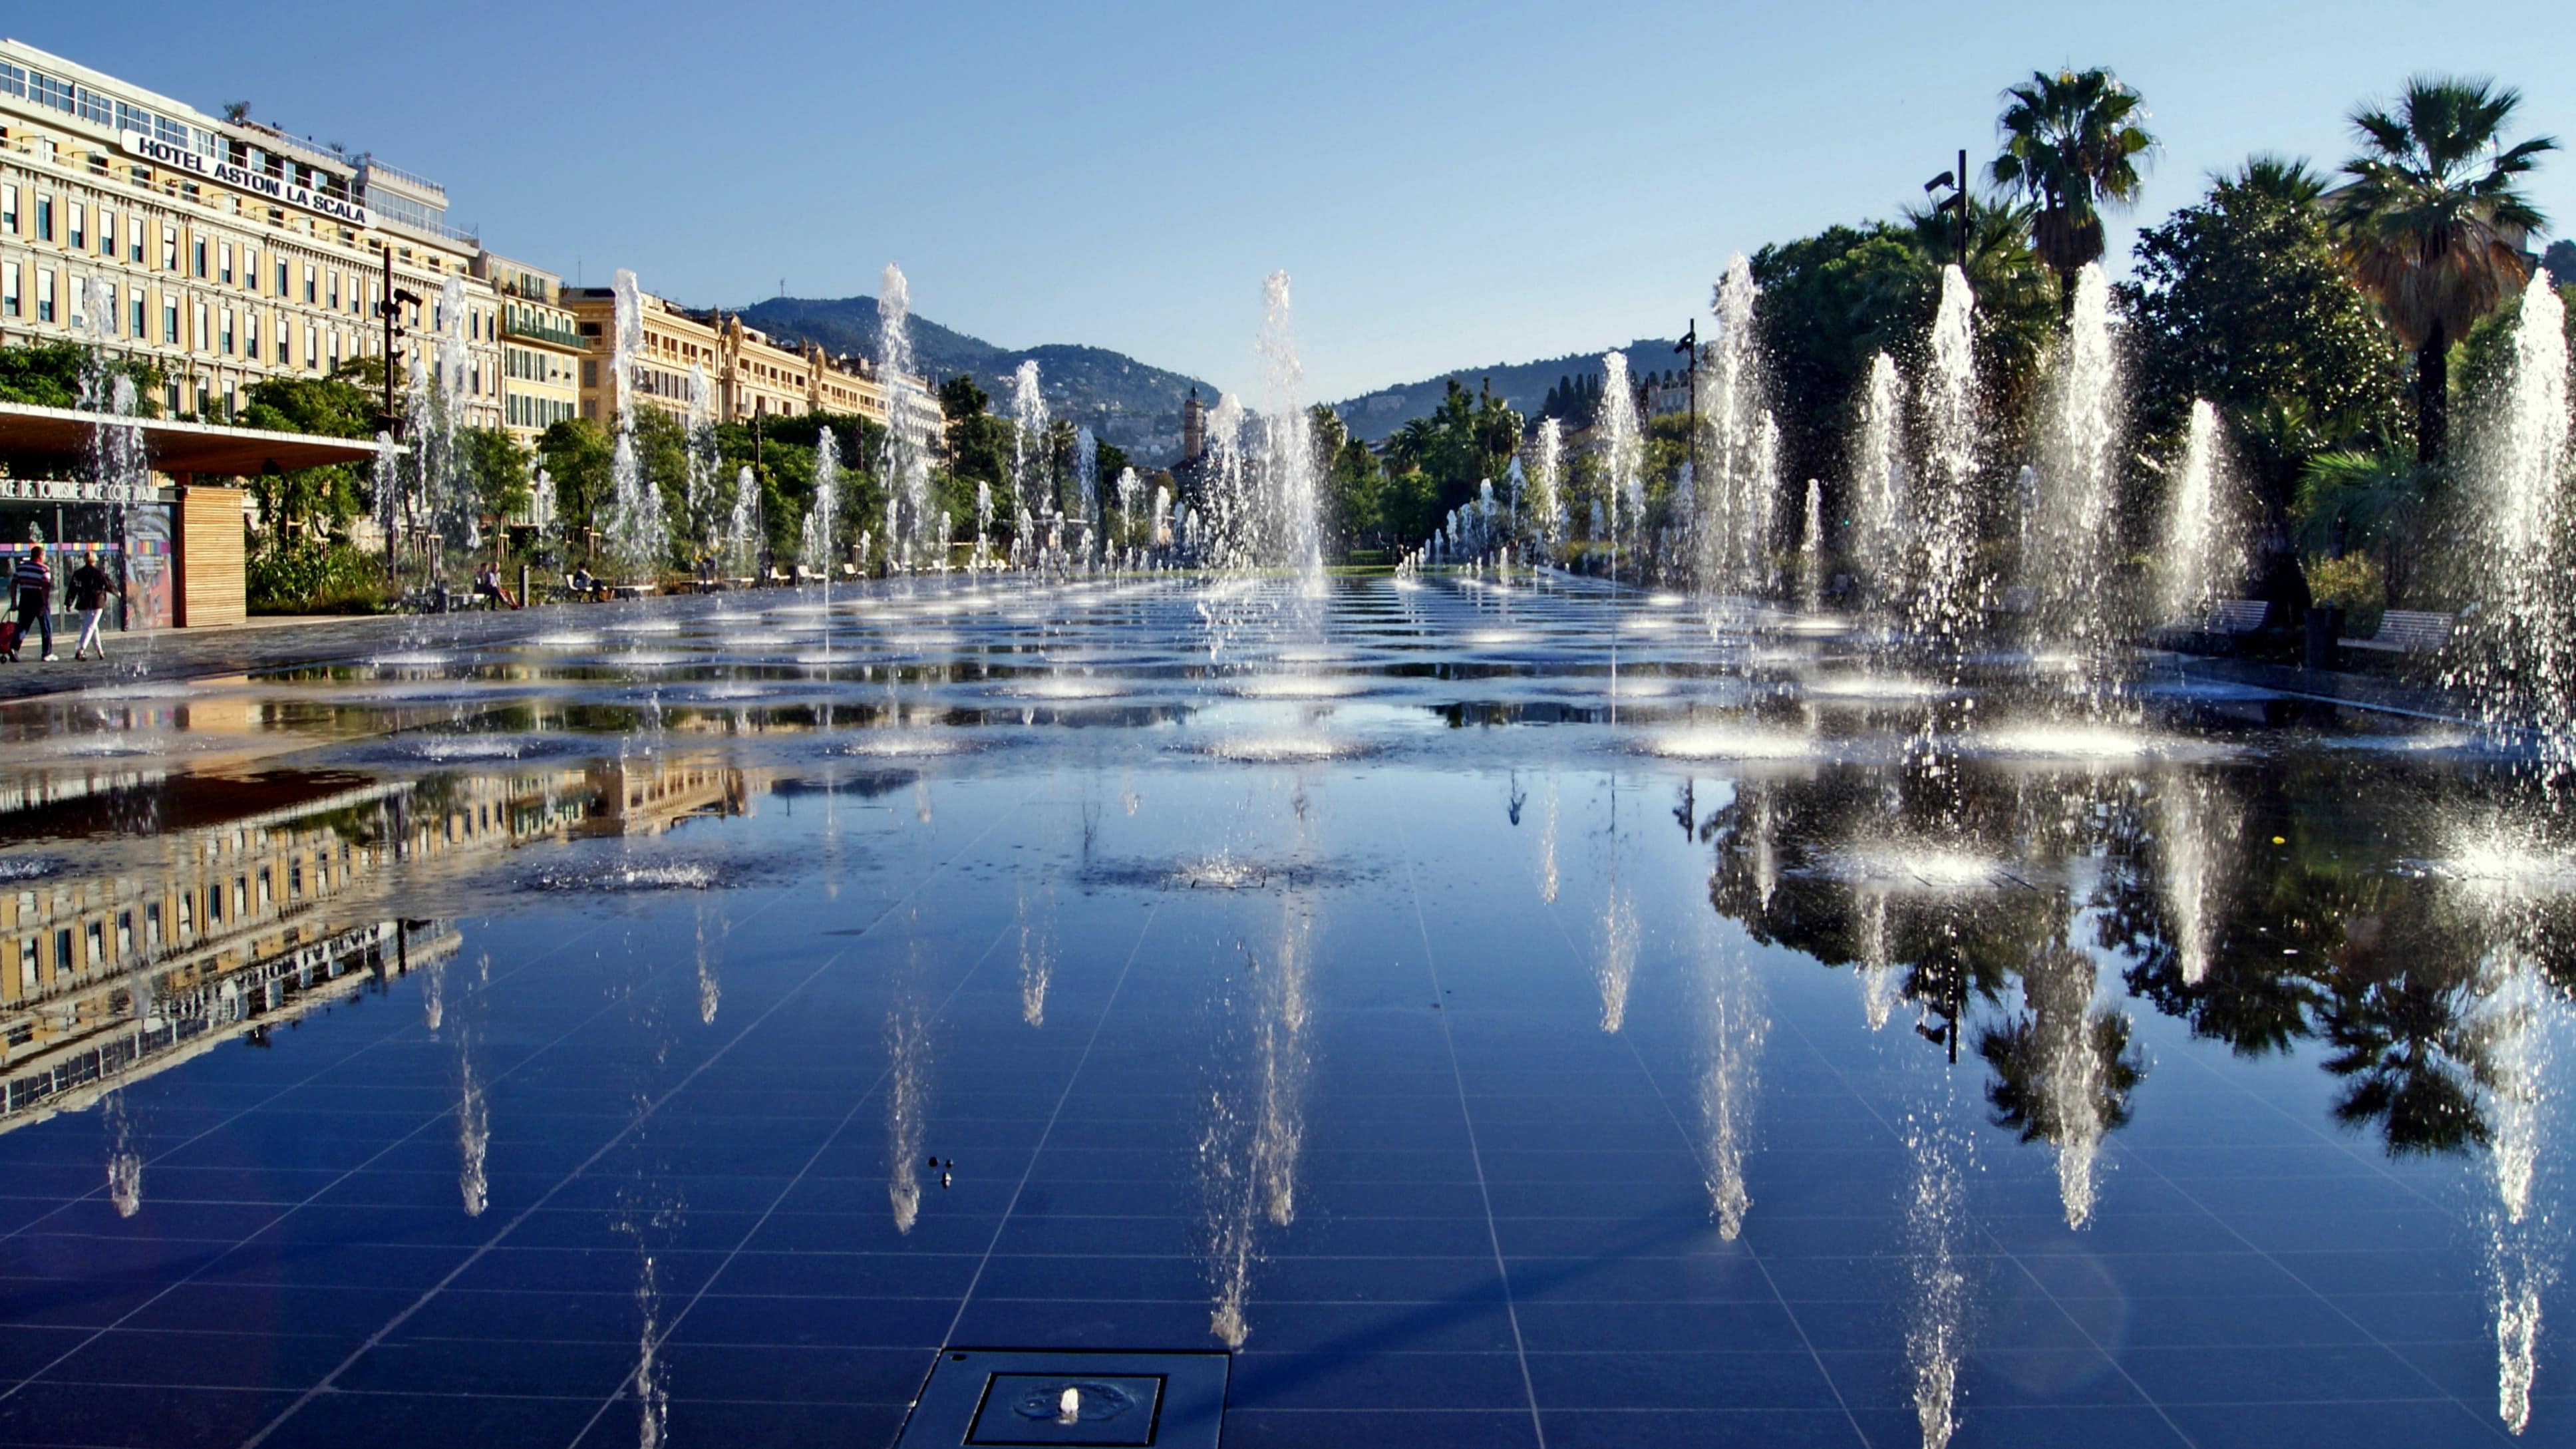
[19,2,2576,401]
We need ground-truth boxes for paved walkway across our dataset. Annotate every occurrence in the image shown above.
[0,605,574,703]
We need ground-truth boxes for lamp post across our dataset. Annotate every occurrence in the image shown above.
[1675,319,1698,558]
[1922,148,1970,274]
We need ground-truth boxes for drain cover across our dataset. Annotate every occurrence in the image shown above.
[898,1350,1227,1448]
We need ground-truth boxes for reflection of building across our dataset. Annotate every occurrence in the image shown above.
[0,769,586,1128]
[578,758,754,836]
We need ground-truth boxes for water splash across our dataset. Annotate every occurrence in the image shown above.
[1018,889,1054,1028]
[2160,775,2236,987]
[2452,271,2574,778]
[1852,352,1909,598]
[1695,933,1766,1239]
[1913,267,1983,652]
[886,1001,929,1233]
[457,1044,490,1218]
[601,269,669,579]
[694,904,722,1027]
[880,264,934,570]
[1257,273,1326,593]
[1903,1090,1972,1449]
[2161,401,2247,622]
[1858,890,1897,1031]
[2026,263,2126,663]
[1702,255,1781,595]
[1531,418,1567,560]
[1595,880,1637,1033]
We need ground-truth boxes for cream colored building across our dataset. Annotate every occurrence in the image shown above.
[563,284,939,450]
[0,39,499,430]
[475,251,579,447]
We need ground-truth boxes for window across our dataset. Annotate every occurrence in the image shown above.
[275,328,288,364]
[98,209,114,257]
[162,225,178,271]
[130,297,146,339]
[242,245,257,291]
[304,324,317,368]
[1,184,14,232]
[232,880,245,918]
[221,307,234,355]
[178,893,192,933]
[145,902,160,947]
[36,269,54,324]
[582,360,597,387]
[164,299,180,343]
[84,921,101,967]
[34,196,53,243]
[220,242,233,285]
[205,884,221,925]
[1,263,16,319]
[193,302,208,353]
[303,263,315,303]
[257,868,271,911]
[116,912,132,959]
[16,940,31,991]
[245,313,259,357]
[128,219,142,263]
[327,271,339,310]
[94,282,114,331]
[67,204,83,251]
[275,259,287,295]
[193,240,208,279]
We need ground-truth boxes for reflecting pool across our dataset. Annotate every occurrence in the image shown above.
[0,576,2567,1449]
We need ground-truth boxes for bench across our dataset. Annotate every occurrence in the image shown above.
[2342,609,2455,654]
[2204,599,2270,635]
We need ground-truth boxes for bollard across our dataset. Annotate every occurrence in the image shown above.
[2303,605,2342,671]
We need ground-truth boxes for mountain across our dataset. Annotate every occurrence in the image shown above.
[737,295,1220,466]
[1325,337,1685,443]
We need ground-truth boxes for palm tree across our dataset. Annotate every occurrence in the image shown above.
[2295,446,2447,607]
[1989,68,2157,317]
[2328,77,2557,463]
[2229,153,2329,210]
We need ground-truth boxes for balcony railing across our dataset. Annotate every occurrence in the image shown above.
[502,312,583,350]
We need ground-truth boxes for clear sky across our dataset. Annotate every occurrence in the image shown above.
[17,3,2576,401]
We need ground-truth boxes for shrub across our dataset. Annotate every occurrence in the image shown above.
[248,538,389,614]
[2305,552,2384,637]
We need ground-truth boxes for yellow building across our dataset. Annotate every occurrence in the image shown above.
[0,39,500,430]
[475,251,580,456]
[564,284,940,450]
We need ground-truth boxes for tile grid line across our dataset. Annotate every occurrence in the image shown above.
[924,896,1164,1355]
[0,915,619,1249]
[556,901,1034,1449]
[0,919,687,1409]
[236,784,1033,1449]
[1390,806,1548,1449]
[2102,1115,2520,1440]
[1508,784,1875,1449]
[1766,1001,2209,1449]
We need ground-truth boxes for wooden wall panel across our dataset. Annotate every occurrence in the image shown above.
[175,487,245,629]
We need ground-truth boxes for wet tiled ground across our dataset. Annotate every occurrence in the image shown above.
[0,576,2562,1448]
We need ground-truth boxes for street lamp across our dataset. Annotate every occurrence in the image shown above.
[1923,148,1971,275]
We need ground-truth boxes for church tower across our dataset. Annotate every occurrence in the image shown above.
[1182,387,1207,464]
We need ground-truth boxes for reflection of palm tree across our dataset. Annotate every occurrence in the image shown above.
[2321,930,2490,1155]
[1976,1007,2144,1143]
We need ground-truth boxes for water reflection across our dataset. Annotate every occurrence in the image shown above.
[1692,925,1763,1239]
[1017,887,1053,1028]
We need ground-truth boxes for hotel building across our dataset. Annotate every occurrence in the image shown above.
[476,251,580,446]
[0,39,502,429]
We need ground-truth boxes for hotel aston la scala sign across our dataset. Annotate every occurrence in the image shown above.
[118,132,370,228]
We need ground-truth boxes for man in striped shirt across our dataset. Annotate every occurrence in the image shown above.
[11,544,54,661]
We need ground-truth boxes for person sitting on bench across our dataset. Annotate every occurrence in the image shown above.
[473,564,520,610]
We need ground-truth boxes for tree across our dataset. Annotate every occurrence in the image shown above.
[460,427,533,528]
[2295,448,2447,607]
[2120,160,2412,609]
[238,367,379,538]
[539,417,614,560]
[1991,67,2156,316]
[2329,77,2557,462]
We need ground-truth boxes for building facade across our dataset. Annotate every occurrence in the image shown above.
[562,285,939,450]
[0,40,500,430]
[475,251,579,446]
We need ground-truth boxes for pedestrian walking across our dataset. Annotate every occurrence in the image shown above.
[68,553,117,661]
[10,544,55,662]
